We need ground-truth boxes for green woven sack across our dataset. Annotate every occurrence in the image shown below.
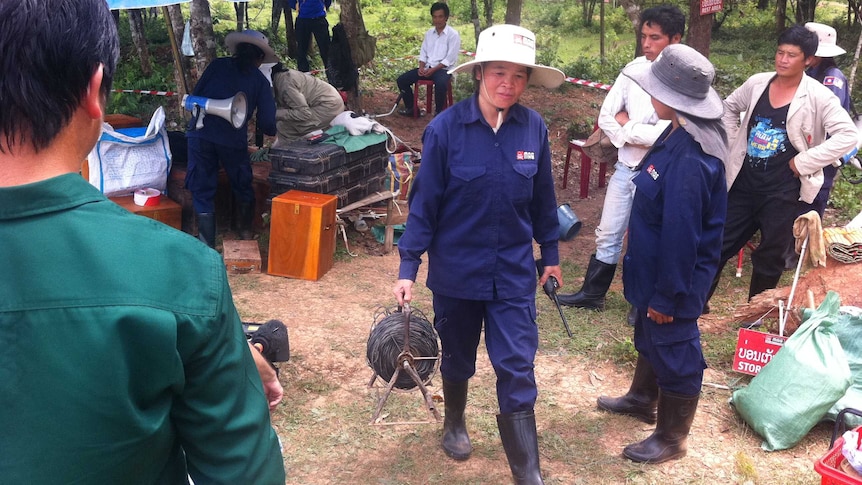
[731,291,852,451]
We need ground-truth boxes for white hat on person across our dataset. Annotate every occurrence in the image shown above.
[805,22,846,57]
[448,24,565,89]
[623,44,723,120]
[225,30,280,63]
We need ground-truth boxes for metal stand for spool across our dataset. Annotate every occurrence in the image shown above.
[368,303,442,425]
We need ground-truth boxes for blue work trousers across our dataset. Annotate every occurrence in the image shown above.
[632,308,705,395]
[397,68,451,114]
[186,137,254,214]
[432,292,538,414]
[295,16,330,72]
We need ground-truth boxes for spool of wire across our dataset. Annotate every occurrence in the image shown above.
[366,306,439,390]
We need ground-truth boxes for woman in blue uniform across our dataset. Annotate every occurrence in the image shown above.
[601,44,728,464]
[186,30,277,247]
[393,25,564,485]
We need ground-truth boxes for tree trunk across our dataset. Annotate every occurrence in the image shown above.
[504,0,522,25]
[190,0,217,86]
[775,0,787,37]
[795,0,816,23]
[484,0,494,30]
[617,0,641,57]
[166,5,194,99]
[272,0,285,32]
[583,0,597,27]
[235,2,248,31]
[338,0,369,111]
[687,1,714,57]
[129,9,153,78]
[470,0,482,42]
[758,0,770,10]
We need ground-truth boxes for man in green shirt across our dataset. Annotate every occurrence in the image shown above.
[0,1,285,483]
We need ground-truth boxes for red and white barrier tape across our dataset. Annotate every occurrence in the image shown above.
[113,89,179,96]
[115,50,612,96]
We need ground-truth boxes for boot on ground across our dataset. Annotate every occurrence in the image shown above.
[441,378,472,460]
[497,410,544,485]
[196,212,216,249]
[556,254,616,310]
[597,354,658,424]
[238,202,255,240]
[622,390,699,464]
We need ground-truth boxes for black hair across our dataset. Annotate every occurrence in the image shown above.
[640,4,686,40]
[0,0,119,154]
[233,42,266,72]
[431,2,450,18]
[778,24,819,58]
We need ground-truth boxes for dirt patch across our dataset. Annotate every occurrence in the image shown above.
[228,85,862,484]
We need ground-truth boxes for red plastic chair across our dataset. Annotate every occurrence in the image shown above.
[413,79,454,118]
[562,122,610,199]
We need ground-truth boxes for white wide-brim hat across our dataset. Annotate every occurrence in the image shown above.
[806,22,846,57]
[448,24,565,89]
[623,44,723,120]
[226,30,280,63]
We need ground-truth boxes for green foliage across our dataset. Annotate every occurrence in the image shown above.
[562,45,632,85]
[830,173,862,219]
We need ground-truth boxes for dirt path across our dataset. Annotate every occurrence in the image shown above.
[225,85,862,484]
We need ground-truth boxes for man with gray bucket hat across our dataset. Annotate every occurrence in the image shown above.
[609,42,727,464]
[557,5,685,326]
[394,24,564,485]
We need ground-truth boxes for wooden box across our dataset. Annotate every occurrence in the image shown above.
[268,190,338,280]
[222,240,262,274]
[109,194,182,230]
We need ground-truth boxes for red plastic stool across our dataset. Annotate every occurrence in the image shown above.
[413,79,454,118]
[562,139,609,199]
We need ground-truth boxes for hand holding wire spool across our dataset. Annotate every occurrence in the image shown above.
[366,304,441,424]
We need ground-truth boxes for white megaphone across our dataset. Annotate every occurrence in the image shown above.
[182,92,247,130]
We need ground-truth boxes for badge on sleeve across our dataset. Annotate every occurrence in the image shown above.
[516,151,535,160]
[646,164,659,180]
[823,76,844,89]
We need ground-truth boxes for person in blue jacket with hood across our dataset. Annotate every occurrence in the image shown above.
[600,44,728,465]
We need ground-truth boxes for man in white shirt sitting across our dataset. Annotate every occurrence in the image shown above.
[396,2,461,117]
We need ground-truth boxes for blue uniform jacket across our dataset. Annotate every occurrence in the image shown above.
[290,0,330,18]
[186,57,276,149]
[623,126,727,320]
[398,95,560,300]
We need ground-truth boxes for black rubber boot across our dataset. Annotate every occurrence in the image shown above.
[626,305,637,327]
[623,390,699,464]
[556,254,616,310]
[748,271,781,300]
[441,379,472,460]
[238,201,255,240]
[196,213,216,249]
[597,354,658,424]
[497,410,544,485]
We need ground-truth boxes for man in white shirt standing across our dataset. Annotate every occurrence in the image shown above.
[397,2,461,116]
[558,5,685,324]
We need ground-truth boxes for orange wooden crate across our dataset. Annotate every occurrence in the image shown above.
[268,190,337,280]
[223,240,262,274]
[109,194,182,230]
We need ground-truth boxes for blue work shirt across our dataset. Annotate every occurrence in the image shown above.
[623,126,727,320]
[186,57,276,149]
[398,95,560,300]
[807,64,851,112]
[289,0,330,18]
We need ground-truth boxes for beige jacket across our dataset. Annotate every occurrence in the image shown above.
[272,69,345,144]
[723,72,858,203]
